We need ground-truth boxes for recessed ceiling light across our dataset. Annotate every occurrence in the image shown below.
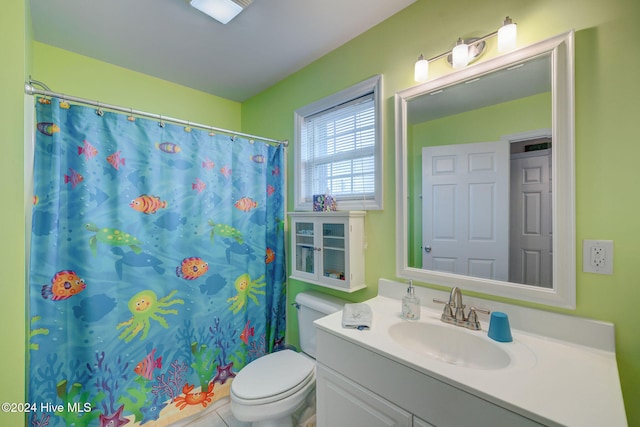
[190,0,253,24]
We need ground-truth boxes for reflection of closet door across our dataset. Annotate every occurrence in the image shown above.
[509,151,553,287]
[422,141,509,280]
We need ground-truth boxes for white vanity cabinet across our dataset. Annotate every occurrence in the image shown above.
[317,364,413,427]
[289,211,366,292]
[315,328,544,427]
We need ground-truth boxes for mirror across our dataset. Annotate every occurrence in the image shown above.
[395,31,575,308]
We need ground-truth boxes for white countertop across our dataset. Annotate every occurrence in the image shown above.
[314,287,627,426]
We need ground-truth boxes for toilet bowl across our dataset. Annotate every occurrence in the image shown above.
[230,349,315,427]
[229,291,346,427]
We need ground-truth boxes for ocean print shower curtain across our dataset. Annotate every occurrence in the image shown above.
[28,97,286,427]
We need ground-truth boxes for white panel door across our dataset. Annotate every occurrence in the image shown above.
[422,141,509,280]
[509,151,552,287]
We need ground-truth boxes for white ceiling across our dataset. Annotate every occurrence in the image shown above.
[30,0,416,102]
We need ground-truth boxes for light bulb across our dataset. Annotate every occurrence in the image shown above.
[498,16,517,52]
[414,54,429,82]
[452,38,469,69]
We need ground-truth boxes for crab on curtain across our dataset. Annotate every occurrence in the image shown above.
[27,97,286,427]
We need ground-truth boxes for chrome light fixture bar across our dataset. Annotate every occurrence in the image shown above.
[190,0,253,24]
[414,16,517,82]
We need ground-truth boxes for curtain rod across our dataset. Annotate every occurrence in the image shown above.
[24,80,289,147]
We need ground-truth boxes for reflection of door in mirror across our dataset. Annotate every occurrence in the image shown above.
[509,135,552,287]
[419,133,552,287]
[421,141,509,281]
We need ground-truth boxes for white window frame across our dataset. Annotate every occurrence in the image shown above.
[293,75,383,211]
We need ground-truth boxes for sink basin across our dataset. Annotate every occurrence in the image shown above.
[388,321,511,370]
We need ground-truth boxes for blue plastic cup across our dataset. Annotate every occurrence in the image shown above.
[488,311,513,342]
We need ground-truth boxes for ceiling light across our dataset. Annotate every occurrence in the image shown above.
[190,0,253,24]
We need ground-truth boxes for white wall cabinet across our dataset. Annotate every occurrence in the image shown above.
[289,212,366,292]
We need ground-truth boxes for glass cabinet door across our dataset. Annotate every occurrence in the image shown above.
[289,211,365,292]
[294,221,315,275]
[322,222,346,281]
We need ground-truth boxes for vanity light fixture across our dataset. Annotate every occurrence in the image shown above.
[451,38,469,69]
[414,54,429,82]
[190,0,253,24]
[498,16,517,52]
[414,16,517,82]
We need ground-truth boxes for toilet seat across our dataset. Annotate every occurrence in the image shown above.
[231,350,315,405]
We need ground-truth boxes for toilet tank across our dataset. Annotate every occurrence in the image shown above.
[295,290,347,358]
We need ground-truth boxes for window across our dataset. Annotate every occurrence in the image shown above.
[294,75,383,210]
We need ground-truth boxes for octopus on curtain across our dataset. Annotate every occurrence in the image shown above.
[117,289,184,342]
[227,273,266,314]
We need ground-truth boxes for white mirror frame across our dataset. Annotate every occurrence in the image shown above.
[395,30,575,308]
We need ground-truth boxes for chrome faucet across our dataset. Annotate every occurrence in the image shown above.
[433,287,490,331]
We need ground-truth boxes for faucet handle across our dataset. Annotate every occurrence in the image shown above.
[433,298,454,319]
[466,306,491,330]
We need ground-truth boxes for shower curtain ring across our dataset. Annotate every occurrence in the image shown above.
[158,115,165,128]
[184,121,192,133]
[96,102,104,117]
[127,108,135,122]
[60,94,70,110]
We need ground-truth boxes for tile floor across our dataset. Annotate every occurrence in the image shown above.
[169,398,249,427]
[169,395,317,427]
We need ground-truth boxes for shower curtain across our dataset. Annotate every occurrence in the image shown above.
[27,97,286,427]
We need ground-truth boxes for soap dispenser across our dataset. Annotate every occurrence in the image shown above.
[402,280,421,320]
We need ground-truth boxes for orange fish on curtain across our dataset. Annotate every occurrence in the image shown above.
[107,151,125,170]
[130,194,168,215]
[41,270,87,301]
[134,349,163,380]
[240,320,254,344]
[176,257,209,280]
[234,197,257,212]
[265,248,275,264]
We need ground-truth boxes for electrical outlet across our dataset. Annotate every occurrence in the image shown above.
[583,240,613,275]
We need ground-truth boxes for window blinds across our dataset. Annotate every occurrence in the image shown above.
[300,93,376,202]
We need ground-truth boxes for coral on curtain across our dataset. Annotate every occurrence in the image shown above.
[28,97,286,426]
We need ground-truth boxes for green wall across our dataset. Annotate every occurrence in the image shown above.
[0,0,28,425]
[32,42,241,129]
[241,0,640,424]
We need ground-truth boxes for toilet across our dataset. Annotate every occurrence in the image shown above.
[230,290,346,427]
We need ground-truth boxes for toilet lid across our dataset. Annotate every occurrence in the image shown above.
[232,350,314,401]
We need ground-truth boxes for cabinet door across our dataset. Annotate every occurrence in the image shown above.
[292,219,317,279]
[320,221,348,286]
[317,364,412,427]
